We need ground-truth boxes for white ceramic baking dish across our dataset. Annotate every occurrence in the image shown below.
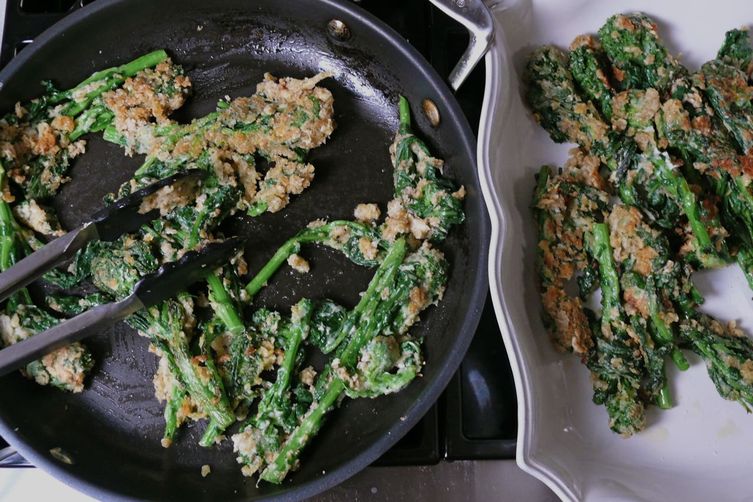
[478,1,753,500]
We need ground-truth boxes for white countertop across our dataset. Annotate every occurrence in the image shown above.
[0,460,557,501]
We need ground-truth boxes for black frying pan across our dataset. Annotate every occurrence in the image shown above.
[0,0,490,500]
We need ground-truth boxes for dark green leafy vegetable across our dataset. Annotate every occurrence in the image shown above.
[528,12,753,439]
[569,35,615,120]
[598,13,682,94]
[309,300,347,354]
[390,98,465,242]
[89,238,159,298]
[244,220,386,299]
[0,303,94,392]
[525,46,616,160]
[46,292,111,316]
[717,28,753,77]
[232,97,462,483]
[256,238,407,482]
[1,50,170,201]
[1,50,462,485]
[611,88,729,267]
[0,163,93,391]
[701,60,753,155]
[525,40,726,270]
[129,297,235,447]
[680,314,753,410]
[232,299,313,476]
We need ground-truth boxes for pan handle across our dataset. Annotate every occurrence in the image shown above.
[428,0,494,91]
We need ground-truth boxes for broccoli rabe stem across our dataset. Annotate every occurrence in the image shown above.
[398,96,411,134]
[656,385,672,409]
[246,299,313,440]
[0,165,17,270]
[336,273,405,369]
[737,248,753,291]
[644,277,689,371]
[206,274,244,336]
[259,238,407,484]
[273,300,313,400]
[647,291,672,344]
[246,201,267,217]
[0,199,15,271]
[200,419,225,447]
[208,271,270,409]
[59,49,168,103]
[532,166,558,287]
[324,240,407,357]
[244,220,379,299]
[160,335,233,446]
[69,104,114,141]
[245,240,302,299]
[671,349,691,371]
[260,379,343,483]
[589,223,673,410]
[59,50,169,117]
[590,223,620,327]
[185,342,233,446]
[163,386,186,447]
[130,300,234,446]
[646,150,727,268]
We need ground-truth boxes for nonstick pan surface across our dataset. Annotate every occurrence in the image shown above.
[0,0,490,499]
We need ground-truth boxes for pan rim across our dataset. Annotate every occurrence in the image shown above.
[0,0,491,500]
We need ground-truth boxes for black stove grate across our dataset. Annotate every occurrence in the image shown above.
[0,0,516,467]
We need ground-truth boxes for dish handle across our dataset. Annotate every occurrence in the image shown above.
[427,0,495,90]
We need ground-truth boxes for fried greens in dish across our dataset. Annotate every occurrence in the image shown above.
[527,14,753,436]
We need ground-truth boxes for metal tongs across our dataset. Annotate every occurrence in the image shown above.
[0,170,244,377]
